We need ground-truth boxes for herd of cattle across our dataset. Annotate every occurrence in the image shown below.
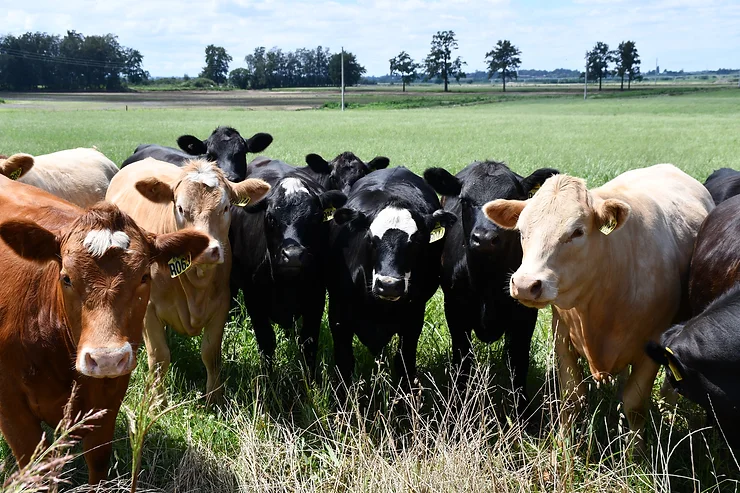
[0,125,739,483]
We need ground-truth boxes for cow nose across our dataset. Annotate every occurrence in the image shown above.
[470,228,498,251]
[78,343,135,378]
[207,245,223,263]
[280,245,305,268]
[511,276,543,301]
[373,275,406,301]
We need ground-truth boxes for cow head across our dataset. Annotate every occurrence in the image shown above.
[0,203,210,378]
[334,201,456,302]
[0,153,35,180]
[135,159,270,266]
[483,174,630,309]
[177,126,273,182]
[246,174,346,275]
[305,152,390,195]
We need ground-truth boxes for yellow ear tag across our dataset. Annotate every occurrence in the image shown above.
[664,347,683,382]
[429,222,445,243]
[599,218,617,236]
[9,168,22,180]
[528,184,541,199]
[323,206,336,222]
[167,254,192,278]
[235,197,250,207]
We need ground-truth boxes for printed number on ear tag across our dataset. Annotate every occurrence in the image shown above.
[168,255,192,278]
[235,197,250,207]
[323,206,336,222]
[429,223,445,243]
[599,218,617,236]
[664,347,683,382]
[9,169,22,180]
[528,184,541,199]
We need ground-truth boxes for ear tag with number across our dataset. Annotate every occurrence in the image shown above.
[9,168,22,180]
[528,184,541,199]
[323,206,336,222]
[235,197,250,207]
[664,347,683,382]
[429,222,446,243]
[168,254,192,278]
[599,218,617,236]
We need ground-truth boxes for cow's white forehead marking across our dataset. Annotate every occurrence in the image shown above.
[370,207,417,239]
[83,229,130,257]
[186,166,220,188]
[281,177,309,195]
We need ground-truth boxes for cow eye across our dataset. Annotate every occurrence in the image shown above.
[141,273,151,284]
[177,205,184,215]
[568,228,584,241]
[61,274,72,287]
[224,205,229,213]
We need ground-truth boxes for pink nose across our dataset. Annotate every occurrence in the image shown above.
[77,343,135,378]
[208,245,222,262]
[511,277,543,301]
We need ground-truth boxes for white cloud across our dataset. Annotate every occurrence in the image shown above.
[1,0,737,76]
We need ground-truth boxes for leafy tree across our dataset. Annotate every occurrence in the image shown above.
[245,47,267,89]
[484,40,521,92]
[200,44,231,85]
[124,48,148,84]
[228,68,250,89]
[424,31,466,92]
[585,42,612,91]
[329,51,366,88]
[389,51,419,92]
[613,40,641,90]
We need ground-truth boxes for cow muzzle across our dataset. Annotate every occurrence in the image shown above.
[469,227,499,253]
[373,274,407,302]
[77,342,136,378]
[510,272,553,309]
[278,245,306,271]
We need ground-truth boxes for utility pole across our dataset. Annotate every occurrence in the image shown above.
[341,47,345,111]
[584,57,588,100]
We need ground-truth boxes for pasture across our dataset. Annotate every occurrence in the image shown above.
[1,88,740,491]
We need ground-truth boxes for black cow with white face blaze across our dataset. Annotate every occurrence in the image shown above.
[424,161,558,412]
[703,167,740,205]
[303,152,390,195]
[327,167,456,394]
[229,161,346,372]
[121,126,273,182]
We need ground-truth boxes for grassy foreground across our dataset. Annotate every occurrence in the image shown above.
[1,89,740,491]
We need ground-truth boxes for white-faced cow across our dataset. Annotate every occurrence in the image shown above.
[121,126,273,182]
[106,158,270,404]
[424,161,558,413]
[0,176,208,484]
[483,164,713,449]
[303,152,390,194]
[230,161,346,374]
[327,167,456,395]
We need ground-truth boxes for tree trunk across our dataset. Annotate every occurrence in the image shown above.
[503,76,506,92]
[402,81,406,92]
[621,74,624,91]
[444,77,448,92]
[599,75,602,91]
[628,76,631,89]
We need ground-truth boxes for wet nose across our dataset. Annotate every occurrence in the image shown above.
[280,245,305,267]
[510,276,543,301]
[373,275,406,300]
[470,228,498,251]
[207,245,223,263]
[77,343,135,378]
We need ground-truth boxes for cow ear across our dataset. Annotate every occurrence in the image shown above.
[177,135,207,155]
[230,178,270,206]
[333,208,369,230]
[428,209,457,229]
[645,341,685,382]
[367,156,390,171]
[0,219,61,263]
[0,153,34,180]
[319,190,347,210]
[135,177,175,204]
[149,230,210,267]
[483,199,525,230]
[645,341,669,366]
[520,168,559,199]
[595,198,630,236]
[305,153,331,174]
[245,133,273,153]
[424,167,462,197]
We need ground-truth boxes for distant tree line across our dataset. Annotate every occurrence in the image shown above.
[0,31,148,91]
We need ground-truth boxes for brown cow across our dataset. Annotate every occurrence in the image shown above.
[482,164,713,449]
[106,158,270,404]
[0,176,209,484]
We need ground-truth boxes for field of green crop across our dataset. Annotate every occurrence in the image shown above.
[1,88,739,491]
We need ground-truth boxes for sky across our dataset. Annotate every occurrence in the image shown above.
[2,0,739,77]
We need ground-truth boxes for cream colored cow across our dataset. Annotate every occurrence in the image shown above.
[483,164,713,448]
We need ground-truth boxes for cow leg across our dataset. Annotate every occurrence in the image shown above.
[143,306,169,405]
[394,308,423,394]
[249,307,276,370]
[447,305,474,402]
[504,314,535,418]
[553,309,586,438]
[329,305,354,403]
[0,397,45,470]
[201,302,228,407]
[298,294,323,379]
[82,405,119,484]
[622,356,659,453]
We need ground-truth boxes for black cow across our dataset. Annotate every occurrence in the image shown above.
[704,168,740,205]
[646,283,740,448]
[121,126,273,182]
[229,161,346,373]
[327,167,456,394]
[424,162,558,412]
[303,152,390,195]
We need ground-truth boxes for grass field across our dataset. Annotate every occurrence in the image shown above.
[1,87,740,491]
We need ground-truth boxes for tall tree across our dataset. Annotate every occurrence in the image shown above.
[585,42,612,91]
[484,40,521,92]
[228,68,250,89]
[200,44,232,84]
[329,51,366,88]
[245,47,267,89]
[424,31,466,92]
[389,51,419,92]
[613,40,641,90]
[123,48,148,84]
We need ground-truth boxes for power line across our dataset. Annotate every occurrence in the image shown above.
[0,47,129,70]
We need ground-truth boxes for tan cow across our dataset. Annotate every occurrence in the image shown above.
[16,148,119,208]
[482,163,713,448]
[106,158,270,404]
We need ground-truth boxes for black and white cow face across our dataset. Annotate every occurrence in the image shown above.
[177,126,273,183]
[305,152,390,195]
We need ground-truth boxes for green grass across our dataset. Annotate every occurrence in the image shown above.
[1,89,740,491]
